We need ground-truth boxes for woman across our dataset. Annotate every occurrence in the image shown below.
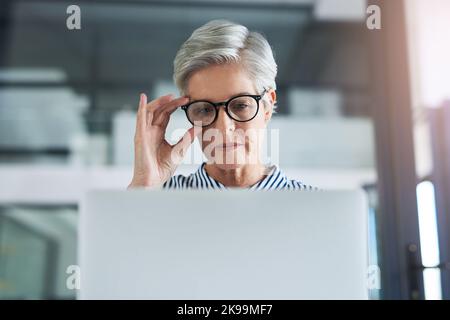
[128,20,313,190]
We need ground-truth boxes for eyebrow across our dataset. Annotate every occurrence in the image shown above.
[188,91,254,101]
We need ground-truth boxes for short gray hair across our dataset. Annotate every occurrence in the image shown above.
[173,20,277,107]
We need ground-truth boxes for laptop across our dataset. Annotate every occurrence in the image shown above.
[78,189,368,299]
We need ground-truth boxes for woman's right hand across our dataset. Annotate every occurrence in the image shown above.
[127,93,198,189]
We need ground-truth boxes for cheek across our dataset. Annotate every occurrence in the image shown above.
[253,108,269,128]
[238,124,265,153]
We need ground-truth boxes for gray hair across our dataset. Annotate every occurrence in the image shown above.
[173,20,277,110]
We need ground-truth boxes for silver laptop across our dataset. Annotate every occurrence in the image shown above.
[79,189,368,299]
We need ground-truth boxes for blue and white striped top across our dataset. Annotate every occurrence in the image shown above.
[162,162,315,191]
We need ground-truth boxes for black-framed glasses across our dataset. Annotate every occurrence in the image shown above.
[181,89,267,127]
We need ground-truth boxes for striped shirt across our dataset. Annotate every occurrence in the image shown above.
[162,162,315,191]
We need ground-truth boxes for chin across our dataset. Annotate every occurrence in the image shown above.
[206,149,250,170]
[211,162,245,171]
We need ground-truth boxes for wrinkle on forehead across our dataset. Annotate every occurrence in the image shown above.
[186,63,257,101]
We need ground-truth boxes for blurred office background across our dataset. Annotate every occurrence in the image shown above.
[0,0,449,300]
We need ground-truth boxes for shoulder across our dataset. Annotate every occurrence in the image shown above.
[162,163,217,190]
[162,174,189,189]
[162,163,318,191]
[259,166,317,191]
[282,179,318,191]
[162,172,200,190]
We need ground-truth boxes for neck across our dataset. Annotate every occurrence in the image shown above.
[204,162,270,188]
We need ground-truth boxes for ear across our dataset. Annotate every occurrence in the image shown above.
[264,89,276,124]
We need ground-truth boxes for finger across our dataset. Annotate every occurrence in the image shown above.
[170,126,201,165]
[152,96,189,127]
[146,94,174,113]
[152,96,188,124]
[136,93,148,132]
[144,94,173,127]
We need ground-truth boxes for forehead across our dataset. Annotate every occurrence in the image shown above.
[186,63,256,101]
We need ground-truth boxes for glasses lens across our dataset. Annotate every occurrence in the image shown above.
[186,102,216,126]
[228,96,258,121]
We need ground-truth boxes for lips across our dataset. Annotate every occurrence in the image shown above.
[217,142,244,149]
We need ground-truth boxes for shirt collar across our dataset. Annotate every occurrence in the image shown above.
[197,162,288,190]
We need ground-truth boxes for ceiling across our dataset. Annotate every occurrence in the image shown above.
[0,0,372,132]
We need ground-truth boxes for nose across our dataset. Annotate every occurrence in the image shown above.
[213,106,235,133]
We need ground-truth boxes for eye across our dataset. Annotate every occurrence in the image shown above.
[193,104,214,115]
[199,108,210,114]
[230,96,254,111]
